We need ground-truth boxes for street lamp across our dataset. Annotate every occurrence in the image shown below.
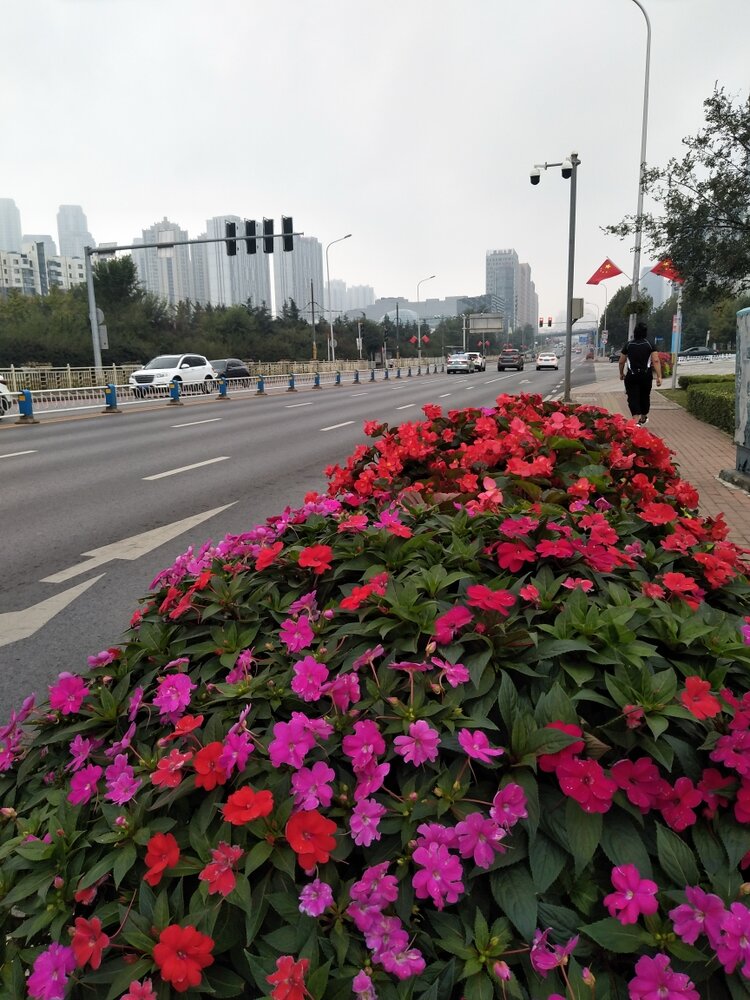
[325,233,352,363]
[416,274,436,364]
[530,152,581,402]
[627,0,651,341]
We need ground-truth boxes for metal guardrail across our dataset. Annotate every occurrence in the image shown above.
[4,364,446,422]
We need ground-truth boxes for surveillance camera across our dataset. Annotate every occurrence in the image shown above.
[561,158,573,179]
[530,168,541,186]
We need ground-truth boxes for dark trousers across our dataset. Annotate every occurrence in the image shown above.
[624,371,653,416]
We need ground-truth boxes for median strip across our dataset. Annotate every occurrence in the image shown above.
[143,457,230,480]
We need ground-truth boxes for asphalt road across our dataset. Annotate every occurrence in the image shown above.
[0,361,590,715]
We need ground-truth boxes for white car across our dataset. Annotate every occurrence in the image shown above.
[0,376,15,418]
[465,351,486,371]
[536,352,559,371]
[446,353,476,374]
[129,354,218,397]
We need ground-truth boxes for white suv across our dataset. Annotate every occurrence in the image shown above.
[129,354,218,397]
[0,376,15,418]
[466,351,486,371]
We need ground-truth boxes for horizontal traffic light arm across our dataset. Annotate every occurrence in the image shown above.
[85,231,305,256]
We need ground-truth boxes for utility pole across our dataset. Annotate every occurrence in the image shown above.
[310,279,317,361]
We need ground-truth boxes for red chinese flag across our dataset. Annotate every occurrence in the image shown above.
[651,258,684,283]
[586,258,623,285]
[409,335,417,344]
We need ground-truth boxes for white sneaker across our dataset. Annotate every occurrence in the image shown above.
[638,416,649,426]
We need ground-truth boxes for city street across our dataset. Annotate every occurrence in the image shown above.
[0,362,590,713]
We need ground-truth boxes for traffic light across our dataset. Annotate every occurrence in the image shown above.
[225,221,237,256]
[547,317,552,327]
[263,218,274,253]
[282,216,293,252]
[244,220,257,254]
[539,317,543,328]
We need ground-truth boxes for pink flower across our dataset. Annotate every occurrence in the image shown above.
[561,576,594,592]
[321,672,360,711]
[352,645,385,671]
[603,864,659,924]
[433,606,473,644]
[67,764,102,805]
[716,901,750,976]
[457,729,504,763]
[489,784,528,828]
[557,758,616,814]
[152,672,196,722]
[226,648,255,684]
[279,616,314,652]
[48,673,88,715]
[669,885,725,947]
[431,657,470,687]
[122,981,157,1000]
[465,585,515,616]
[455,812,506,868]
[291,656,329,702]
[268,717,316,769]
[104,754,141,805]
[291,761,336,810]
[610,758,668,813]
[350,797,387,847]
[298,878,334,917]
[67,735,100,772]
[218,729,253,778]
[127,687,143,722]
[87,648,118,669]
[411,842,464,910]
[342,720,385,772]
[353,761,390,801]
[393,721,440,766]
[628,953,698,999]
[352,970,377,1000]
[27,942,76,1000]
[519,583,540,603]
[529,929,578,976]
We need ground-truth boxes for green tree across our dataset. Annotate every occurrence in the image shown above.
[608,86,750,301]
[92,256,143,309]
[603,284,651,351]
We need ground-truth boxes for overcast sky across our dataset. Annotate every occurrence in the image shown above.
[3,0,748,322]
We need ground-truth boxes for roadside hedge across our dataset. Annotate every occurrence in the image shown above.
[677,373,734,391]
[686,382,736,435]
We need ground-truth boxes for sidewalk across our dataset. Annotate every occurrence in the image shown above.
[570,361,750,551]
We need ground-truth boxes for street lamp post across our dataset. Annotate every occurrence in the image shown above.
[530,153,581,402]
[416,274,436,365]
[627,0,652,341]
[325,234,352,363]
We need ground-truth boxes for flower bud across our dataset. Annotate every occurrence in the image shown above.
[740,883,750,896]
[493,961,511,981]
[425,641,437,656]
[53,876,64,890]
[323,609,334,620]
[582,967,596,987]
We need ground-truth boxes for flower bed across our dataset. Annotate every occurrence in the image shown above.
[1,394,750,1000]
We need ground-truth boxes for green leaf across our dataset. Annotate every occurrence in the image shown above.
[600,811,652,878]
[463,972,493,1000]
[497,672,520,736]
[656,824,699,887]
[203,966,247,997]
[529,832,568,893]
[490,864,538,940]
[113,842,137,888]
[719,819,750,869]
[473,908,490,951]
[582,918,652,953]
[565,799,602,875]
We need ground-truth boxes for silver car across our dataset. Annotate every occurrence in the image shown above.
[446,353,476,374]
[0,376,15,418]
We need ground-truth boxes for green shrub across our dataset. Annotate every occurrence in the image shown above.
[677,373,734,391]
[686,383,736,435]
[1,394,750,1000]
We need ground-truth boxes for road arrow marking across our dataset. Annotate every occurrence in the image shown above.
[0,575,105,648]
[42,502,237,585]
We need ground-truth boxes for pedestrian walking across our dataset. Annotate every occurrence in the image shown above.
[619,321,662,425]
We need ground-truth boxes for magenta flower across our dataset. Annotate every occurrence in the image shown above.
[67,764,102,805]
[393,720,440,766]
[457,729,505,763]
[127,686,144,722]
[105,721,136,757]
[352,970,378,1000]
[411,842,464,909]
[490,783,528,828]
[48,673,88,716]
[350,862,399,909]
[122,981,157,1000]
[67,735,100,772]
[298,878,334,917]
[152,673,196,721]
[342,720,385,772]
[610,757,668,812]
[603,864,659,925]
[218,729,253,777]
[380,946,426,980]
[104,754,141,805]
[431,657,470,687]
[291,761,336,810]
[716,901,750,976]
[226,648,255,684]
[455,811,506,868]
[268,718,316,769]
[321,671,360,711]
[353,761,390,801]
[742,622,750,645]
[291,655,329,702]
[350,797,387,847]
[529,929,578,977]
[278,616,314,652]
[628,953,698,999]
[660,777,702,832]
[557,757,616,814]
[352,645,385,671]
[87,648,117,669]
[433,606,473,644]
[669,885,726,947]
[27,942,76,1000]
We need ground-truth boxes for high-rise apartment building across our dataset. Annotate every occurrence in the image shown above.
[274,236,324,320]
[0,248,41,297]
[132,218,193,305]
[204,215,271,308]
[486,249,519,331]
[57,205,94,259]
[640,266,671,309]
[191,237,209,306]
[46,255,86,291]
[0,198,23,252]
[326,279,346,317]
[346,285,375,311]
[23,234,57,258]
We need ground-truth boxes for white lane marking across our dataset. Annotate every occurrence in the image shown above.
[172,418,222,428]
[520,379,531,384]
[349,392,369,397]
[143,457,230,481]
[487,375,516,383]
[464,384,476,389]
[396,404,416,410]
[0,575,105,648]
[438,393,452,398]
[42,502,237,584]
[0,450,37,459]
[285,401,314,408]
[321,421,354,431]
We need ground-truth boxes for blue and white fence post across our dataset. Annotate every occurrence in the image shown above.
[313,372,321,390]
[217,376,230,400]
[335,371,342,386]
[16,389,39,425]
[396,366,401,379]
[102,383,122,414]
[384,366,389,380]
[167,380,183,405]
[353,370,360,384]
[287,373,297,393]
[256,375,266,396]
[369,368,375,382]
[407,366,413,378]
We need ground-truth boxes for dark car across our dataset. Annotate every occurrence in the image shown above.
[210,358,251,379]
[497,349,524,371]
[678,346,717,357]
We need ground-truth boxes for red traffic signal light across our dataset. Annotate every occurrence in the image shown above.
[547,317,552,327]
[539,317,543,328]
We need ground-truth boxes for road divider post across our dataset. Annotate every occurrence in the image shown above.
[167,381,183,406]
[256,376,266,396]
[16,389,39,425]
[102,384,122,414]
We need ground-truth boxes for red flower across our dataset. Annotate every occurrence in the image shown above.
[222,786,274,825]
[639,502,679,525]
[661,777,702,831]
[433,606,473,644]
[298,544,333,575]
[198,841,243,897]
[557,758,617,814]
[71,916,110,970]
[537,722,584,773]
[681,677,722,720]
[465,585,515,616]
[495,541,537,573]
[255,541,284,571]
[144,832,180,887]
[286,809,337,869]
[153,924,214,993]
[151,749,193,788]
[266,954,310,1000]
[193,742,228,791]
[159,715,204,744]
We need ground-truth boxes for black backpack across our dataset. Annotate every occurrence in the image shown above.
[626,340,653,376]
